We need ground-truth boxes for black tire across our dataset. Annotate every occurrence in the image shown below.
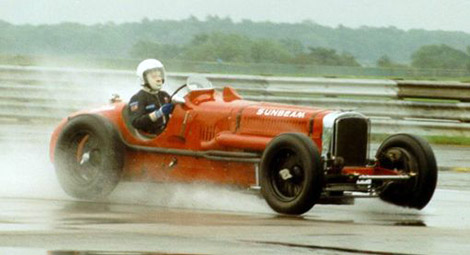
[54,114,125,200]
[260,133,324,215]
[376,134,437,209]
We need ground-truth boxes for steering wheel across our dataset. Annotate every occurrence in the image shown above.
[170,84,188,102]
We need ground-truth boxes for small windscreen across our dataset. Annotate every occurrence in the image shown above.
[186,75,213,91]
[164,75,213,102]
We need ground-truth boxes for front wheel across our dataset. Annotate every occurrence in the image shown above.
[376,134,437,209]
[260,133,324,215]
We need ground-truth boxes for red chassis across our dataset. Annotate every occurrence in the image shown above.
[50,79,437,215]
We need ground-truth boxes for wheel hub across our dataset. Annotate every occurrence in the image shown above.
[79,151,91,165]
[279,168,293,180]
[72,134,102,183]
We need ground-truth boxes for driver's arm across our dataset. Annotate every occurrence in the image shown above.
[128,97,167,132]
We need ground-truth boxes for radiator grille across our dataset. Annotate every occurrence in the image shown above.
[333,117,369,166]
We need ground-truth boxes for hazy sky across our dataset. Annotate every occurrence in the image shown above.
[2,0,470,33]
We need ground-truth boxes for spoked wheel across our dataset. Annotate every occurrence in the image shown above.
[376,134,437,209]
[71,133,102,184]
[261,133,323,215]
[54,114,124,200]
[270,148,306,201]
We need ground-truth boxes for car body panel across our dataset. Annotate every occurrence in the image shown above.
[50,87,331,188]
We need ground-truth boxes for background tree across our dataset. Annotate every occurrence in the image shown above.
[292,47,361,66]
[279,39,305,56]
[377,55,393,67]
[376,55,407,68]
[411,44,470,70]
[250,39,291,63]
[183,33,252,62]
[2,17,470,64]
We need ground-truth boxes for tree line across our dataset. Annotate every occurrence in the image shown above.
[1,17,469,70]
[131,32,470,70]
[130,33,360,67]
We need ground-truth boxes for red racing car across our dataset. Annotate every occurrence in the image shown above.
[49,76,438,215]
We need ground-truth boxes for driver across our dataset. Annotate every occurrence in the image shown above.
[128,59,174,135]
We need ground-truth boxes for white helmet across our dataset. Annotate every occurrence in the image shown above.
[136,58,166,87]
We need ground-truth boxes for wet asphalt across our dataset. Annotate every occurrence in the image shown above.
[0,172,469,255]
[0,139,470,255]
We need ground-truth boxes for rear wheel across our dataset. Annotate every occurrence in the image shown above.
[376,134,437,209]
[260,133,324,215]
[54,114,124,200]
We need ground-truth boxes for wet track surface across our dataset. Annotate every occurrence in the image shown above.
[2,66,470,254]
[0,174,470,255]
[1,141,470,255]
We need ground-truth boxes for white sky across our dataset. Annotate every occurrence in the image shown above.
[1,0,470,33]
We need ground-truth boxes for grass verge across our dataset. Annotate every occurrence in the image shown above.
[371,134,470,146]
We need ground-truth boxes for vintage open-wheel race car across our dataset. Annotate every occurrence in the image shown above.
[49,76,438,215]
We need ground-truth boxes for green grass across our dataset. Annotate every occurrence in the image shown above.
[403,98,460,104]
[371,134,470,146]
[424,136,470,146]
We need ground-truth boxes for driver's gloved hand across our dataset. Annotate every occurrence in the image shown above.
[149,108,164,121]
[149,103,174,122]
[161,103,174,115]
